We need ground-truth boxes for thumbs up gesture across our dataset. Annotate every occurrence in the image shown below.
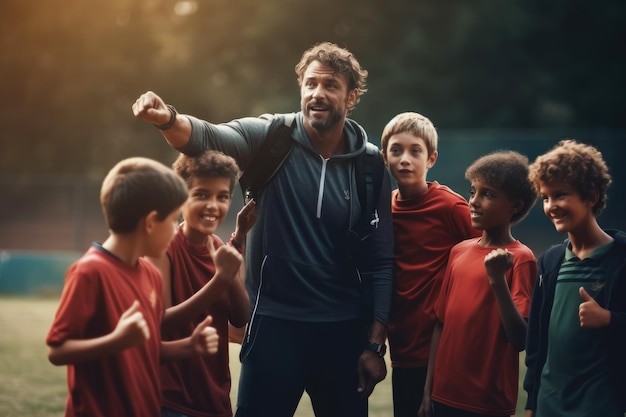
[578,287,611,329]
[191,315,219,355]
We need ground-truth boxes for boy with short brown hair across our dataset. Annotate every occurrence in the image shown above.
[46,157,219,417]
[524,139,626,417]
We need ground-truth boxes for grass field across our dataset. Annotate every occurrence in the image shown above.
[0,296,527,416]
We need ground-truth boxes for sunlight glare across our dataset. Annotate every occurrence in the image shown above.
[174,1,198,17]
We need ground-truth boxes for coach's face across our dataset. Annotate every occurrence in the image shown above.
[300,60,357,133]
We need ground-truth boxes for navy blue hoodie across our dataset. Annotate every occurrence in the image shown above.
[524,230,626,412]
[180,112,394,329]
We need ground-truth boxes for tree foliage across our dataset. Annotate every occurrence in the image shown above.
[0,0,624,175]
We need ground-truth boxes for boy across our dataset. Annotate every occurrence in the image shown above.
[148,150,254,417]
[380,112,479,417]
[46,157,219,417]
[421,150,538,417]
[524,139,626,417]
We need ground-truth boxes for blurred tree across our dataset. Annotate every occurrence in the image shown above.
[0,0,624,176]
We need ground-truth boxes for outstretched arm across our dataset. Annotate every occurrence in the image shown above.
[48,300,150,366]
[132,91,192,149]
[484,248,527,351]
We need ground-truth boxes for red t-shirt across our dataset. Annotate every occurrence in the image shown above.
[432,238,537,415]
[388,182,479,367]
[161,229,232,417]
[46,245,163,417]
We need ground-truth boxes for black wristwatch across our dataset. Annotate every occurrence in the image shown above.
[364,342,386,358]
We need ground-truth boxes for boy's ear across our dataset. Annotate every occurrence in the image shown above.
[427,150,439,169]
[143,210,159,234]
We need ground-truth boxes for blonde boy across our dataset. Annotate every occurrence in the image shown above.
[381,112,479,417]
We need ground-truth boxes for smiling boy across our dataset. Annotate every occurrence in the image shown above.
[147,150,254,417]
[524,139,626,417]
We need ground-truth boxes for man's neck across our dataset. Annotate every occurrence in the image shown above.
[305,124,347,158]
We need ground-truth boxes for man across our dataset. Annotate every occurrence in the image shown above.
[133,41,394,417]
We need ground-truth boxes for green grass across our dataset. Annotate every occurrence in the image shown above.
[0,296,526,416]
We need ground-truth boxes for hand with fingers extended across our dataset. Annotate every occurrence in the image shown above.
[191,315,219,355]
[578,287,611,328]
[131,91,170,126]
[113,300,150,349]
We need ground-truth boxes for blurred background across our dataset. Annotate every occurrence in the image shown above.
[1,0,625,294]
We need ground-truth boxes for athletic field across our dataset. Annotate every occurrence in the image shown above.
[0,296,526,416]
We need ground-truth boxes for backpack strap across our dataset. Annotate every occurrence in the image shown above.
[239,113,296,202]
[239,113,384,236]
[354,142,385,235]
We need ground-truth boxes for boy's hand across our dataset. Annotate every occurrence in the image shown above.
[132,91,170,125]
[232,199,257,243]
[209,239,243,285]
[191,315,219,355]
[484,248,514,286]
[113,300,150,348]
[418,396,433,417]
[579,287,611,328]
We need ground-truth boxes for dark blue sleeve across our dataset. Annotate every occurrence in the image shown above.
[363,168,394,326]
[176,115,271,171]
